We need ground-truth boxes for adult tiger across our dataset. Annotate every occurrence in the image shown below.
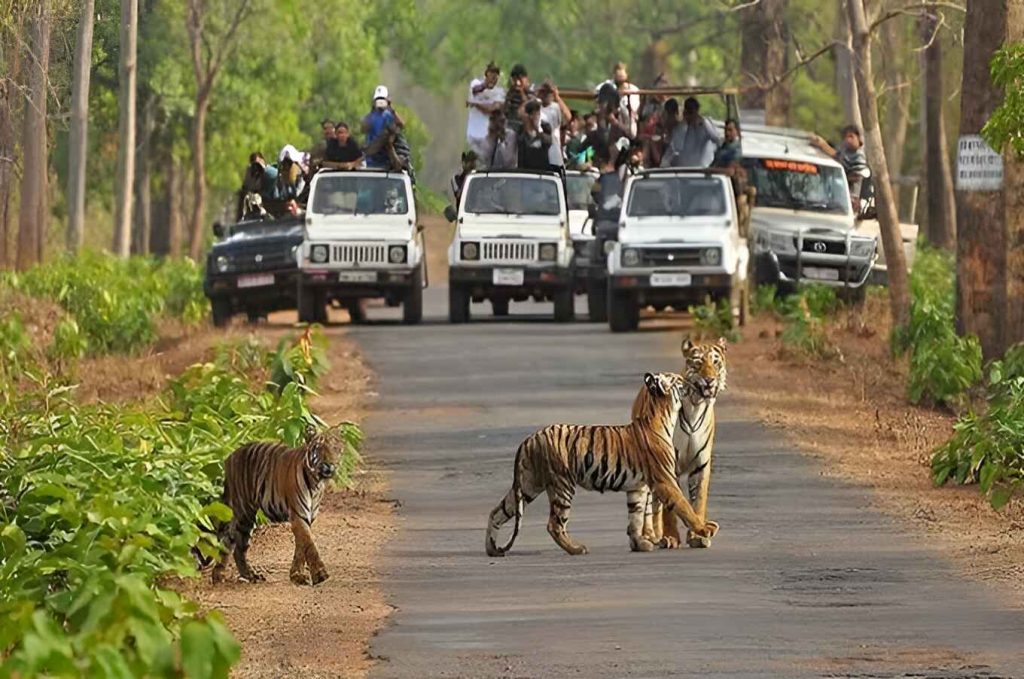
[485,372,718,557]
[211,425,341,586]
[637,337,727,550]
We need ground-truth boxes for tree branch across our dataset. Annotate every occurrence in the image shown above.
[742,39,839,93]
[869,1,964,33]
[207,0,253,84]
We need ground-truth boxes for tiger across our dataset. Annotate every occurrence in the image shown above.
[485,372,719,557]
[211,425,341,586]
[636,337,727,550]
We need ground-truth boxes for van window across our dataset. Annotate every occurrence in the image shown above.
[741,158,849,214]
[464,176,561,216]
[626,177,727,218]
[311,175,409,215]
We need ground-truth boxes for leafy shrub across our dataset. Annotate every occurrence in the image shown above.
[751,284,779,315]
[688,297,739,342]
[891,246,982,407]
[779,294,842,360]
[0,329,359,676]
[0,314,31,379]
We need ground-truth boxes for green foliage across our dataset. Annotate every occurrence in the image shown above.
[779,293,841,360]
[3,253,208,356]
[268,329,331,396]
[0,330,360,676]
[891,246,982,407]
[0,314,31,379]
[982,42,1024,157]
[688,297,739,343]
[751,284,780,315]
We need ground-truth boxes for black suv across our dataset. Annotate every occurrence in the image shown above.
[204,214,304,326]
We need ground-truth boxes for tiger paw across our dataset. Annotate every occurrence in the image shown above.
[686,533,712,549]
[310,569,330,586]
[658,536,680,549]
[289,570,311,586]
[240,569,266,583]
[629,537,656,552]
[690,520,719,539]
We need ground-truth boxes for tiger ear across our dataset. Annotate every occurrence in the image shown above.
[303,423,319,443]
[644,372,667,396]
[681,338,694,355]
[716,337,728,353]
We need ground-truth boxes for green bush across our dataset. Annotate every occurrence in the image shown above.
[0,329,360,677]
[751,284,779,315]
[779,294,841,360]
[891,246,982,407]
[688,297,739,343]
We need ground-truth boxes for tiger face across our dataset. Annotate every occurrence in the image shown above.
[643,371,687,410]
[681,337,728,399]
[303,426,341,480]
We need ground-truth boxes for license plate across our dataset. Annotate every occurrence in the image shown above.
[339,271,377,283]
[492,268,525,286]
[803,266,840,281]
[650,272,692,287]
[237,273,274,288]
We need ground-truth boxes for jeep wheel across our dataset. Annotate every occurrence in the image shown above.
[449,284,470,323]
[586,278,608,322]
[246,310,266,325]
[608,286,639,332]
[491,298,509,317]
[553,286,575,323]
[403,265,424,325]
[346,299,366,324]
[211,297,232,328]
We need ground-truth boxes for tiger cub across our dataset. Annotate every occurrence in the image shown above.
[212,425,341,586]
[485,372,719,557]
[637,337,727,550]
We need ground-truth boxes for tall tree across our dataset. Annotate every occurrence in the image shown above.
[957,0,1024,359]
[185,0,254,260]
[847,0,911,329]
[880,16,912,209]
[113,0,138,257]
[834,0,863,131]
[16,1,51,271]
[134,95,154,255]
[919,7,957,250]
[0,27,23,268]
[739,0,790,125]
[67,0,95,254]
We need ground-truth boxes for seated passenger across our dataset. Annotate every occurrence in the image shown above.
[323,121,364,170]
[479,110,517,170]
[711,118,742,171]
[309,119,335,169]
[660,97,721,168]
[450,150,477,204]
[274,145,306,200]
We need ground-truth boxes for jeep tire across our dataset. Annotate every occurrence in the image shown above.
[403,264,424,325]
[608,286,639,332]
[211,297,233,328]
[449,284,470,323]
[586,278,608,322]
[553,285,575,323]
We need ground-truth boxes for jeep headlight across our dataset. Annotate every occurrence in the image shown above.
[461,241,480,261]
[538,242,557,262]
[768,232,797,255]
[310,244,328,263]
[388,244,407,264]
[700,248,721,266]
[622,248,640,267]
[850,238,876,258]
[216,255,229,273]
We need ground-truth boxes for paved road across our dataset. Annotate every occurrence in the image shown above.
[351,290,1024,679]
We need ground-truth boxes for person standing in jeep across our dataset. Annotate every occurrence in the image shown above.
[517,100,553,171]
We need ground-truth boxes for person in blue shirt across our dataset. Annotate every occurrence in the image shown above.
[362,85,406,169]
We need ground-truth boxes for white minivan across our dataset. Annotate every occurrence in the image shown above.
[445,169,574,323]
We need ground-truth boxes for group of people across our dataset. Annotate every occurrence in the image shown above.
[237,85,414,221]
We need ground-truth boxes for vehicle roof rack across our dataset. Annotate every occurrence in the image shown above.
[469,168,561,178]
[317,166,410,178]
[636,167,728,177]
[559,85,738,100]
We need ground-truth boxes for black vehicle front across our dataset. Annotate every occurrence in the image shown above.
[204,215,304,326]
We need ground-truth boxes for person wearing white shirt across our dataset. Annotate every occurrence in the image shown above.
[466,63,506,161]
[596,62,640,139]
[537,81,572,168]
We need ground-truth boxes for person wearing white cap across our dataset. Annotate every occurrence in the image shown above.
[274,143,306,200]
[363,84,405,169]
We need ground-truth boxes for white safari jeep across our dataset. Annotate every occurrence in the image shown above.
[299,169,425,324]
[606,169,749,332]
[445,169,574,323]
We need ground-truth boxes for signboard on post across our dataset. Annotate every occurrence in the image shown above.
[956,135,1003,191]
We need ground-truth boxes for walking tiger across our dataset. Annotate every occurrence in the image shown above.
[485,371,718,556]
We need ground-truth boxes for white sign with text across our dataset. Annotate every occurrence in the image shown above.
[956,135,1003,191]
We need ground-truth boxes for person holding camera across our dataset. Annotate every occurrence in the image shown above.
[363,85,406,169]
[504,63,535,135]
[467,63,506,159]
[517,100,553,171]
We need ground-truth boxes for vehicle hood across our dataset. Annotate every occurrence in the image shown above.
[618,216,732,245]
[458,214,565,240]
[211,225,303,253]
[306,213,414,241]
[751,206,854,235]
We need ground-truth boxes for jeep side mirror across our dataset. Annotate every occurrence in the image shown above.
[443,205,458,223]
[212,221,225,238]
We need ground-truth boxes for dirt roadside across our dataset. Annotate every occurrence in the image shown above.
[727,300,1024,600]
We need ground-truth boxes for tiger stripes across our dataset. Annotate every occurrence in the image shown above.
[637,337,727,549]
[485,372,719,557]
[212,426,340,586]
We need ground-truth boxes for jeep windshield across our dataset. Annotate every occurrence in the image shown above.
[464,176,561,216]
[626,177,727,218]
[742,158,849,214]
[311,175,410,216]
[565,174,595,211]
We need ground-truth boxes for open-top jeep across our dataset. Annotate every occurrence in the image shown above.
[605,169,750,332]
[298,169,425,324]
[445,169,575,323]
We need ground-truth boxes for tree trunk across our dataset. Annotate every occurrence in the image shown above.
[847,0,910,330]
[956,0,1024,360]
[113,0,138,257]
[187,93,208,260]
[880,18,911,211]
[0,48,22,268]
[834,0,862,131]
[739,0,790,126]
[639,38,670,87]
[66,0,94,255]
[919,8,956,250]
[134,94,154,255]
[16,2,50,271]
[168,156,183,257]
